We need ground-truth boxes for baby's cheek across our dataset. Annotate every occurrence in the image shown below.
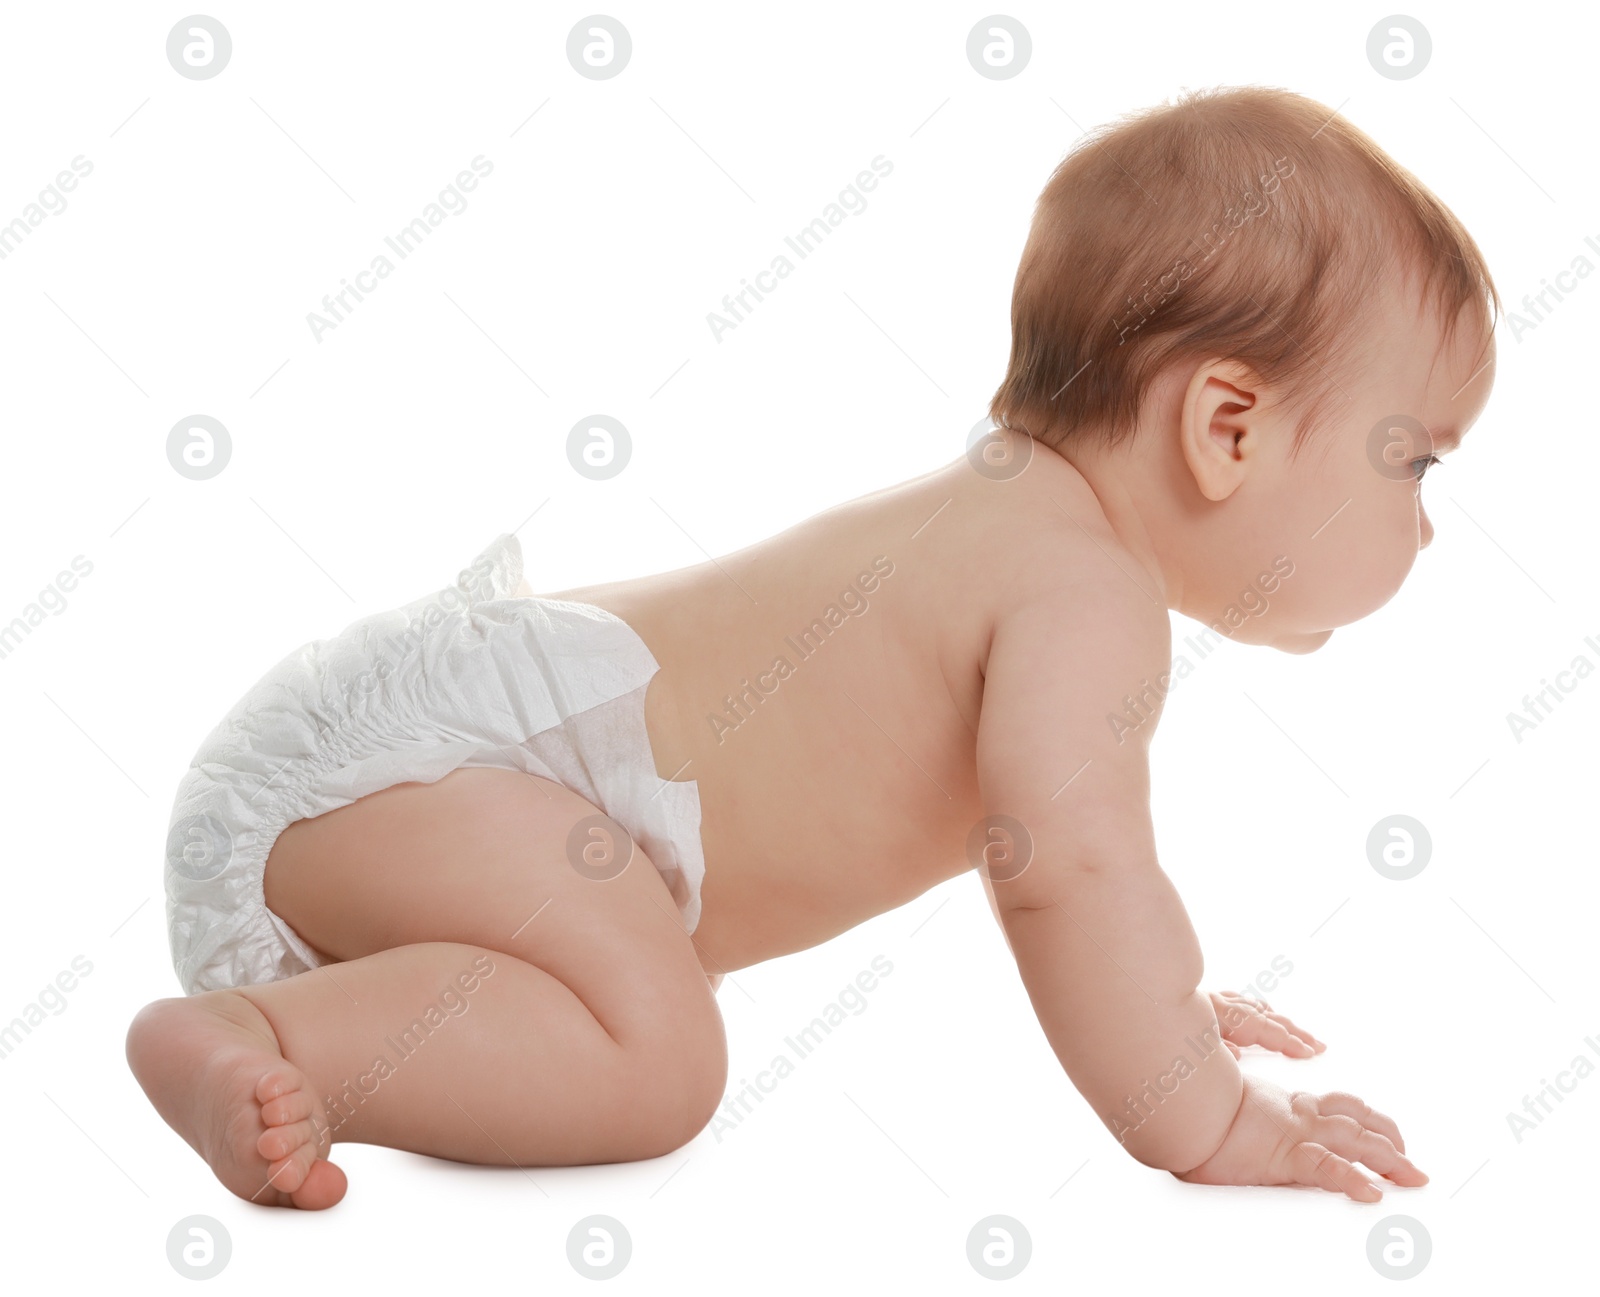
[1353,487,1423,603]
[1370,511,1423,605]
[1302,535,1410,627]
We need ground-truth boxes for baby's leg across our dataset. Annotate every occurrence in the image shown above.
[127,768,727,1208]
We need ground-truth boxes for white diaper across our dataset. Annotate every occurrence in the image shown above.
[163,533,706,996]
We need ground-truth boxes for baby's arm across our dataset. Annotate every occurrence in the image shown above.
[976,574,1425,1198]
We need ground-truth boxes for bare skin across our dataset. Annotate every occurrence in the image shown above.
[127,270,1493,1208]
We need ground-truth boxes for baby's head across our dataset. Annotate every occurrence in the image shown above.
[989,86,1500,651]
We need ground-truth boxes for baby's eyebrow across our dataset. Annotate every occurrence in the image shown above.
[1428,426,1462,451]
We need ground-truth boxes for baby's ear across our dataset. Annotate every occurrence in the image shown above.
[1179,360,1260,502]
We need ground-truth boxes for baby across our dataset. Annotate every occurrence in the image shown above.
[128,84,1498,1210]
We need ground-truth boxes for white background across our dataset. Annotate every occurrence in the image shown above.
[0,1,1593,1292]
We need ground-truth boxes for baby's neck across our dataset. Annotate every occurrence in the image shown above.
[1052,441,1178,607]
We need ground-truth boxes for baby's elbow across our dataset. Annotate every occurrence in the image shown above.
[1113,1102,1232,1177]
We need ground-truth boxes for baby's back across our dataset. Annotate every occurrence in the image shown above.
[545,439,1136,973]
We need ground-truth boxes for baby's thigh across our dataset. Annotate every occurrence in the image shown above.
[263,767,715,1050]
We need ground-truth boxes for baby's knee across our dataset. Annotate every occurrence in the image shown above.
[613,1007,728,1158]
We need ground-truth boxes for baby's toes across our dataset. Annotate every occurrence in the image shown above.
[290,1158,349,1211]
[261,1139,320,1196]
[260,1087,314,1128]
[255,1065,305,1106]
[258,1118,316,1165]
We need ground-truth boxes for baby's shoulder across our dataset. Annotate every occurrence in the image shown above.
[987,547,1170,682]
[972,493,1175,763]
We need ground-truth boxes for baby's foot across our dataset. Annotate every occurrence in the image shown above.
[126,991,347,1209]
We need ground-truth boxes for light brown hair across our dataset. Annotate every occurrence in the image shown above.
[988,85,1501,458]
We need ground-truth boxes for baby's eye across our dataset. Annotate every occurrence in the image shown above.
[1412,454,1442,482]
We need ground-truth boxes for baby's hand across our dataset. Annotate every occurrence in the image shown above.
[1175,1074,1427,1202]
[1209,990,1324,1059]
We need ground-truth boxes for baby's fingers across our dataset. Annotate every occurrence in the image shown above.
[1316,1114,1428,1188]
[1286,1141,1383,1202]
[1262,1009,1325,1053]
[1224,1004,1316,1058]
[1317,1091,1408,1155]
